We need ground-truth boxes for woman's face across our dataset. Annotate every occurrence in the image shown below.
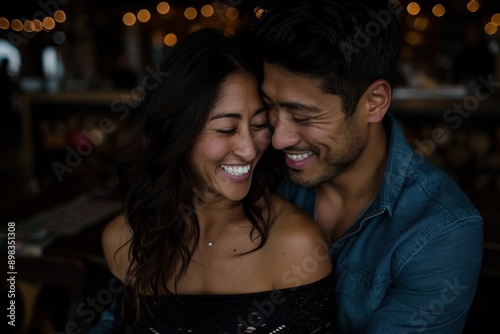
[187,72,270,204]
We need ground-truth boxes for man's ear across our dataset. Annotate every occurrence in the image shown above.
[366,79,391,123]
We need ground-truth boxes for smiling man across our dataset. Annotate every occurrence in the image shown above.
[250,0,484,333]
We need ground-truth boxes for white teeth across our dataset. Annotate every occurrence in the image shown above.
[287,152,313,161]
[221,164,250,176]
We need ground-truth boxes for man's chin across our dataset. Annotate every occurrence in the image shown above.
[288,170,318,188]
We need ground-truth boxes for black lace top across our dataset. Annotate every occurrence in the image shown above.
[116,271,336,334]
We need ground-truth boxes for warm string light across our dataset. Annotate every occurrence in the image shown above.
[121,2,242,47]
[402,1,500,46]
[164,33,177,47]
[432,4,446,18]
[407,2,421,16]
[3,1,497,43]
[467,0,480,13]
[201,5,215,18]
[184,7,198,20]
[0,9,66,33]
[137,9,151,23]
[487,13,500,36]
[157,2,170,15]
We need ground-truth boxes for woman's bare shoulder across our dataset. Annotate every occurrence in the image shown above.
[266,194,332,289]
[270,194,321,235]
[101,213,131,282]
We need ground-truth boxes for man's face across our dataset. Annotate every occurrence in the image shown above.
[261,63,366,188]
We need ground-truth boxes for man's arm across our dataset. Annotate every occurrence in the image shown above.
[365,220,483,333]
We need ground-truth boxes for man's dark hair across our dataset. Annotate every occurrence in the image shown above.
[248,0,402,116]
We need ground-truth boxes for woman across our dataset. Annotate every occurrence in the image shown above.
[101,28,335,333]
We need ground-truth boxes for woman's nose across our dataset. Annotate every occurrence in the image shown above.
[234,131,259,161]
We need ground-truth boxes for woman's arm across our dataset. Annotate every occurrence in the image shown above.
[101,213,131,283]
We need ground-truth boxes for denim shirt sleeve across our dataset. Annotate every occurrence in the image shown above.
[363,219,483,333]
[87,281,130,334]
[88,298,119,334]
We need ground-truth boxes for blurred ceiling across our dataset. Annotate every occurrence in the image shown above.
[4,0,500,18]
[3,0,253,19]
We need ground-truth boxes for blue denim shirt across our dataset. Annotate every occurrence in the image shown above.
[278,112,484,333]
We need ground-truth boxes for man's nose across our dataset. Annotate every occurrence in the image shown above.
[271,117,300,150]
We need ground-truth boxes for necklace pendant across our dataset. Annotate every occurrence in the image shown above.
[207,242,214,247]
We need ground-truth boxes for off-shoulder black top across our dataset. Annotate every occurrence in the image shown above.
[115,271,336,334]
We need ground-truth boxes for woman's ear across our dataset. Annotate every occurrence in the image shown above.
[366,79,392,123]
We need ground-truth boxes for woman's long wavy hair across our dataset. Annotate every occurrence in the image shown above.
[113,28,282,319]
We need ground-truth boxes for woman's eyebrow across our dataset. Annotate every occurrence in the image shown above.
[210,106,268,121]
[209,112,242,121]
[254,106,268,115]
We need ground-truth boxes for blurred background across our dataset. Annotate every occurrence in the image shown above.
[0,0,499,332]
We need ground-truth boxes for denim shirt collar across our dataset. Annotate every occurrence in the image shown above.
[365,112,413,219]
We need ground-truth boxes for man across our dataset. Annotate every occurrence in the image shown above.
[250,0,484,333]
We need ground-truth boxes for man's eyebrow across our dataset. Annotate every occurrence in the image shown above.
[280,101,320,112]
[260,90,320,112]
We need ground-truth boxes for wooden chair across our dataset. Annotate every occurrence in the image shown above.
[2,255,87,334]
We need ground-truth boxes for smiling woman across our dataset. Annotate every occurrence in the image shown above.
[96,28,336,333]
[187,72,270,203]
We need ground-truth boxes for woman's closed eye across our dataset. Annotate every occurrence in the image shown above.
[216,122,268,135]
[216,128,237,135]
[252,121,269,130]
